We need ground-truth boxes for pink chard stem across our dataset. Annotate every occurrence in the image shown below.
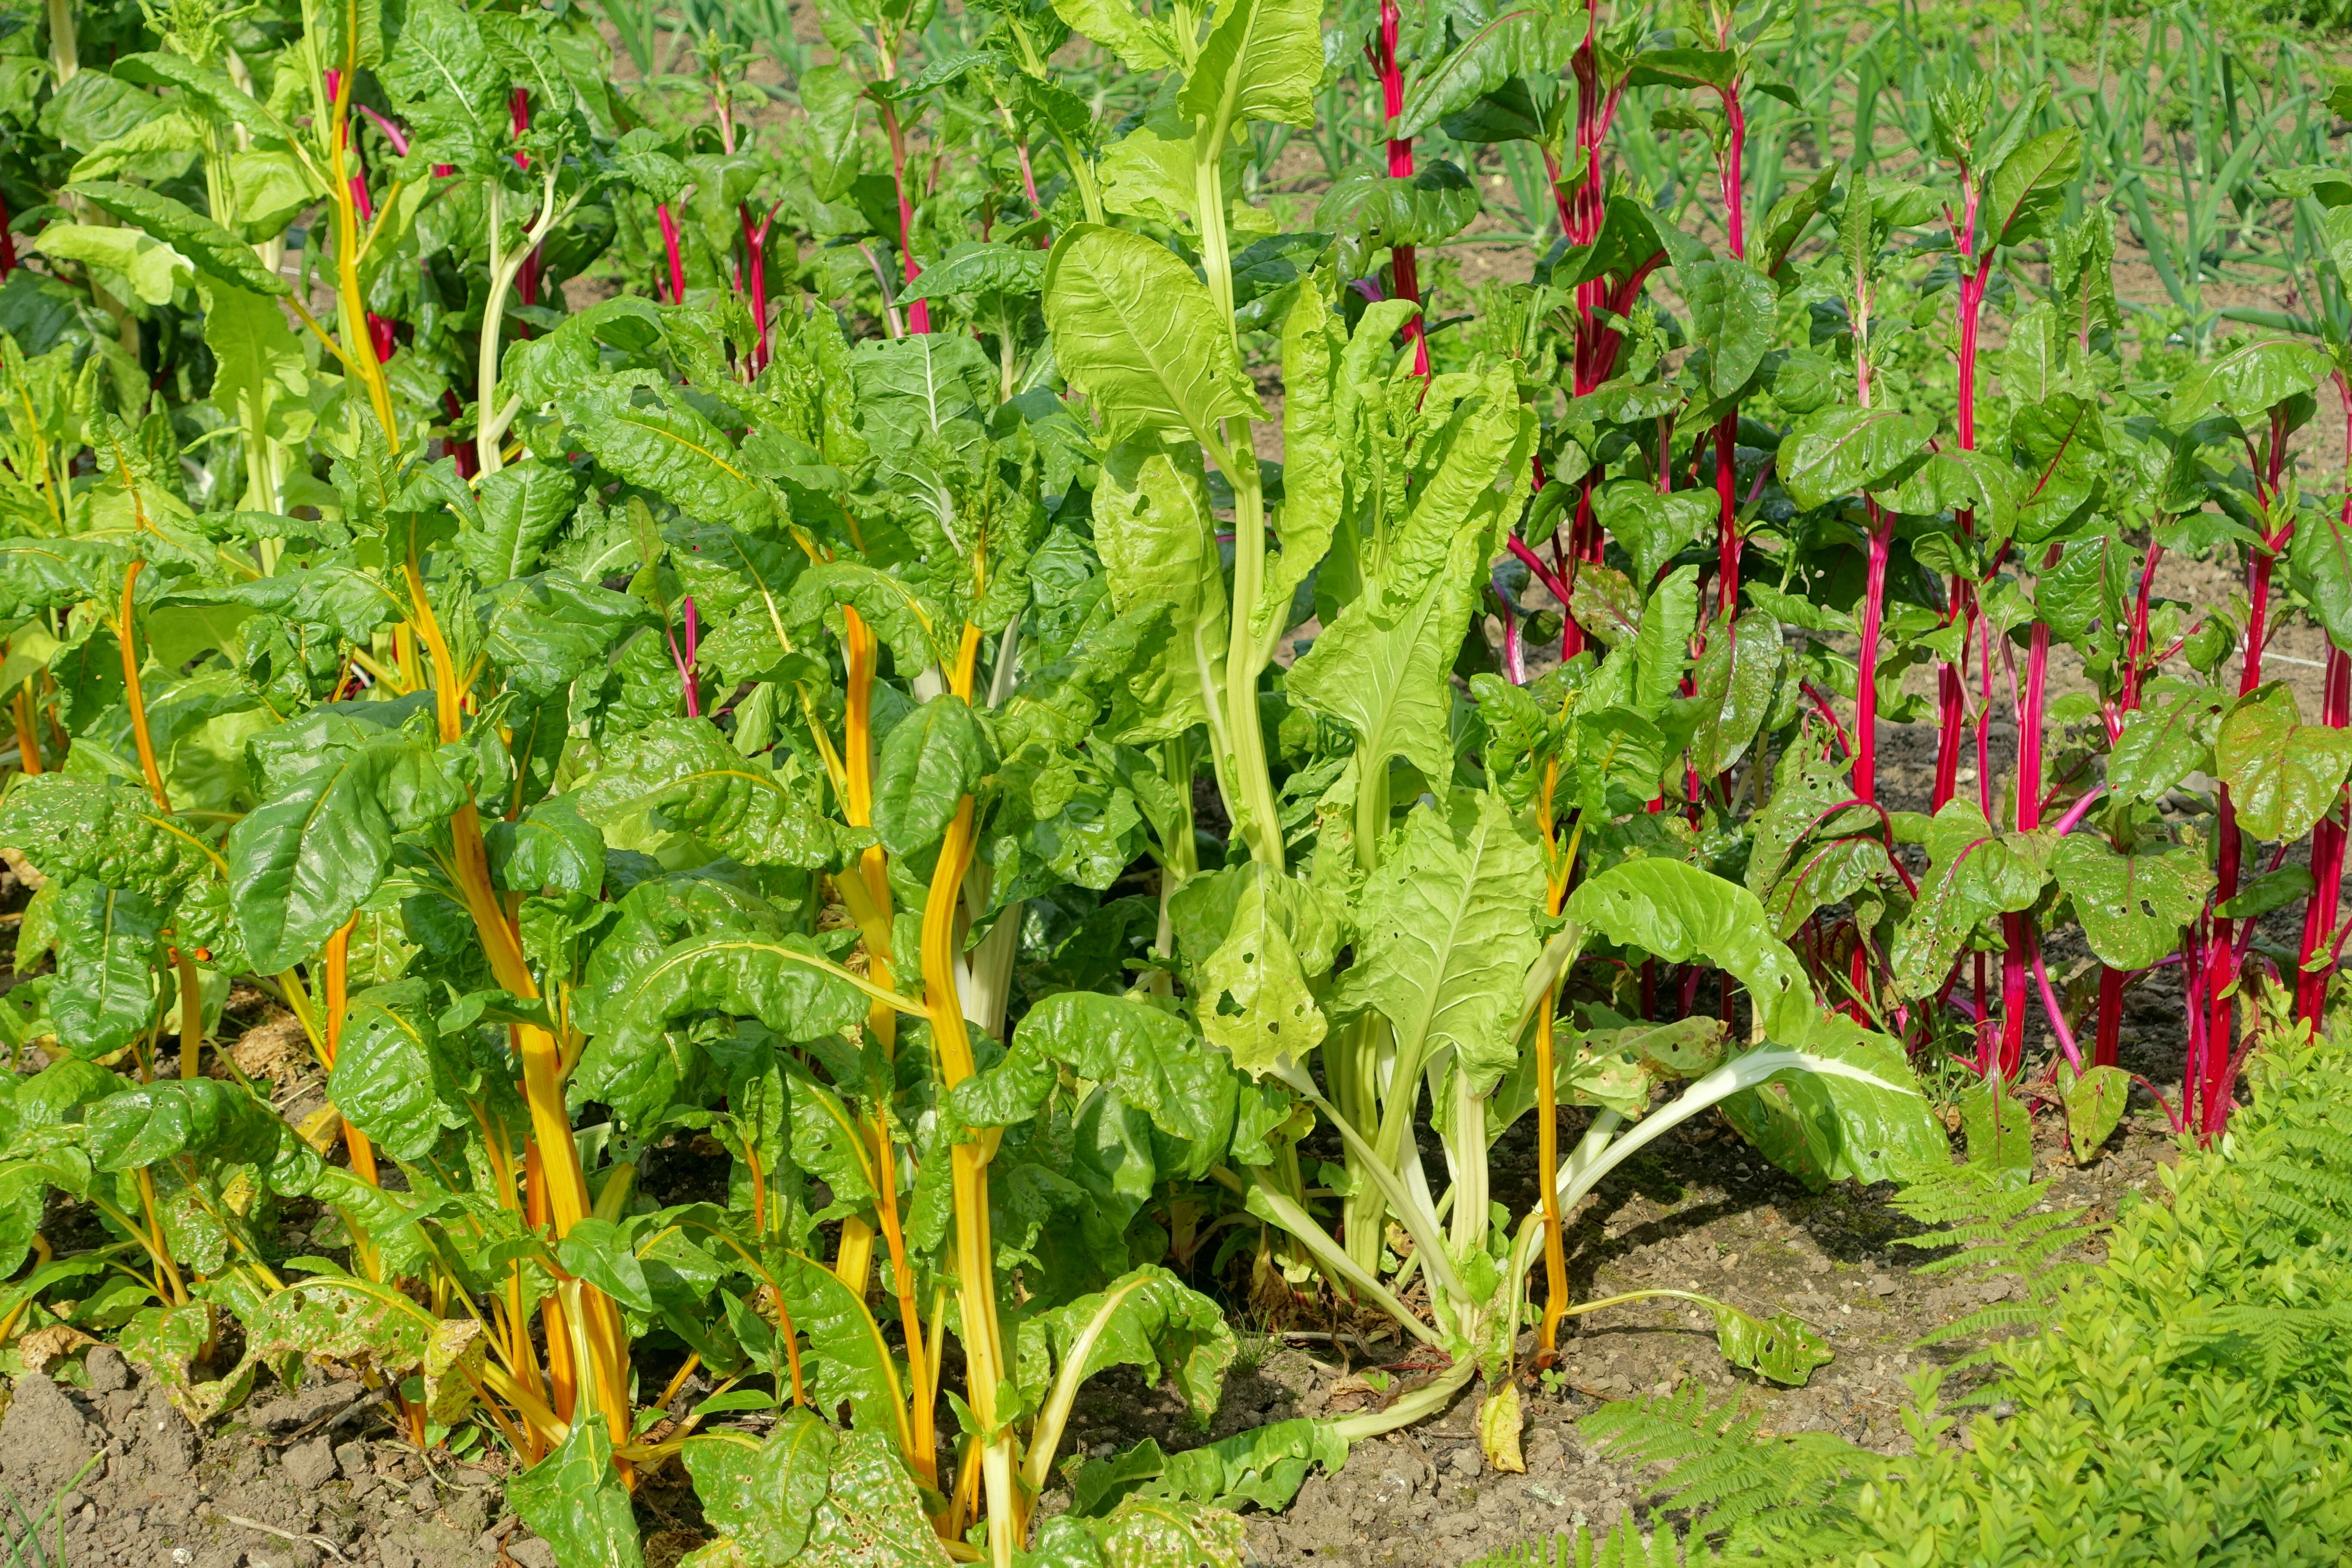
[2297,378,2352,1026]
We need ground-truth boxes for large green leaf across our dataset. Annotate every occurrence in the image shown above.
[576,717,839,867]
[508,1418,645,1568]
[771,1254,911,1444]
[381,0,502,174]
[2051,835,2214,971]
[1177,0,1323,132]
[482,573,651,698]
[2166,338,2332,426]
[49,882,165,1059]
[1718,1013,1945,1188]
[463,459,582,582]
[227,737,459,974]
[2217,684,2352,842]
[683,1415,834,1565]
[2292,503,2352,654]
[1314,163,1481,248]
[2107,686,2223,803]
[1090,435,1227,741]
[1287,370,1526,775]
[1259,281,1345,650]
[578,936,870,1125]
[1779,406,1936,509]
[1395,7,1574,138]
[1015,1265,1236,1429]
[1335,790,1546,1093]
[203,282,313,456]
[328,982,474,1163]
[1565,859,1813,1041]
[1889,801,2052,998]
[1569,864,1939,1180]
[872,695,989,857]
[0,539,124,620]
[1043,225,1263,447]
[0,774,213,897]
[68,181,287,298]
[87,1078,282,1171]
[1188,866,1332,1076]
[558,383,776,530]
[110,51,279,137]
[1689,612,1782,780]
[949,993,1237,1164]
[1026,1499,1248,1568]
[1985,127,2082,246]
[1071,1419,1348,1519]
[1686,258,1779,399]
[2008,394,2106,544]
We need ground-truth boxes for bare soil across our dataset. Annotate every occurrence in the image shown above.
[2,1081,2180,1568]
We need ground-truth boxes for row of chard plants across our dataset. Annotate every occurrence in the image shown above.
[0,0,2343,1562]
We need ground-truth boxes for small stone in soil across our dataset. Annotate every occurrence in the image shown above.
[282,1438,339,1492]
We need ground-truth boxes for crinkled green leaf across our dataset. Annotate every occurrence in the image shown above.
[1335,790,1546,1094]
[1044,224,1263,446]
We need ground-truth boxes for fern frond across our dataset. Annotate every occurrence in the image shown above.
[1581,1386,1862,1539]
[1461,1519,1721,1568]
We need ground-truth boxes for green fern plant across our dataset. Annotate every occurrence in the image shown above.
[1482,1029,2352,1566]
[1463,1516,1723,1568]
[1886,1157,2101,1368]
[1578,1384,1862,1542]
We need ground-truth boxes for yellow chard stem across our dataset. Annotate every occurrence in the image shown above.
[404,549,633,1455]
[927,625,1021,1562]
[324,44,397,447]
